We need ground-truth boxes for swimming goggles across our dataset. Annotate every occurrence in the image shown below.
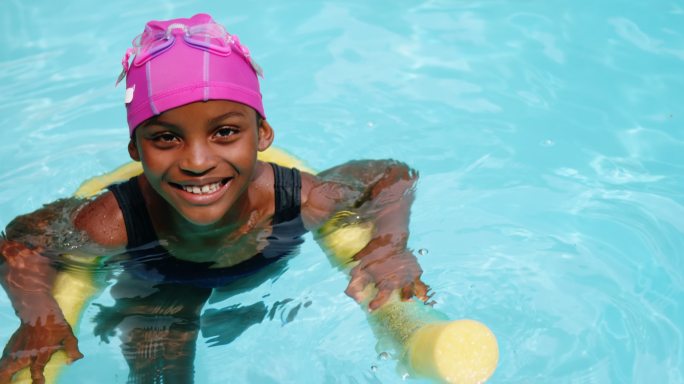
[117,22,263,86]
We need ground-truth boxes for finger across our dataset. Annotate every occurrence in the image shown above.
[414,279,430,302]
[30,372,47,384]
[63,334,84,363]
[30,352,50,384]
[344,271,370,303]
[0,367,12,383]
[368,289,392,311]
[0,356,15,382]
[0,354,32,383]
[0,242,21,266]
[400,283,414,301]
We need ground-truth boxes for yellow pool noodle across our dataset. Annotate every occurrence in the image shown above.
[316,211,499,383]
[13,147,309,384]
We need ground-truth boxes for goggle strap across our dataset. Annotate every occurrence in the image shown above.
[115,47,136,87]
[249,57,264,78]
[115,68,126,87]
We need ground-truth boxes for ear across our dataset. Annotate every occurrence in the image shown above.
[257,120,274,152]
[128,139,141,161]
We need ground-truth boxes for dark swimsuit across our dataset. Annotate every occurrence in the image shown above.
[106,163,307,288]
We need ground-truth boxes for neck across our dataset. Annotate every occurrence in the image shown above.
[177,200,249,239]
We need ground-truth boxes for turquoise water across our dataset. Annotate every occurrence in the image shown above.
[1,1,683,383]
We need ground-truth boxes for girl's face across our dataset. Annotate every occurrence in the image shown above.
[129,100,273,227]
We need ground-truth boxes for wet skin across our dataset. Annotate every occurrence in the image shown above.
[0,100,429,383]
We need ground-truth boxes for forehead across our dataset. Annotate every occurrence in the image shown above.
[157,100,257,122]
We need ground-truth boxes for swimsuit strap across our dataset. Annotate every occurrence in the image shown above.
[107,177,158,248]
[270,162,303,225]
[263,163,307,259]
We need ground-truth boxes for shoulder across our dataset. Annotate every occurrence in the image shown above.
[73,191,127,249]
[4,193,127,253]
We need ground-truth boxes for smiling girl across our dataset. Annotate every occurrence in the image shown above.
[0,13,429,383]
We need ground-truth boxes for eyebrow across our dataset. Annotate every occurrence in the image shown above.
[140,116,177,130]
[208,111,248,125]
[141,110,248,130]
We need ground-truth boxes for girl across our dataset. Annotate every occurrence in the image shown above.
[0,13,429,383]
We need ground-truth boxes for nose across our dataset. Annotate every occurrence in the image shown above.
[179,140,216,175]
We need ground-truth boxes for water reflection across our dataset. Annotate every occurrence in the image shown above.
[88,252,300,383]
[1,219,309,383]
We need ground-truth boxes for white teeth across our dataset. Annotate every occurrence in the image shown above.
[181,181,222,195]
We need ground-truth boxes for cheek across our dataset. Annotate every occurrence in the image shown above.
[240,148,259,172]
[139,142,168,164]
[138,148,172,179]
[227,139,259,166]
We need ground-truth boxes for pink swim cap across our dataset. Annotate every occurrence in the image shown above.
[120,13,265,136]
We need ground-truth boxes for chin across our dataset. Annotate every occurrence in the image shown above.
[176,207,227,227]
[185,218,219,226]
[184,215,223,227]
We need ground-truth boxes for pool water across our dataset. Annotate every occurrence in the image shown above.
[1,1,683,383]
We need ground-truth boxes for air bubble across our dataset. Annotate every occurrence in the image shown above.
[378,351,390,360]
[370,365,378,372]
[418,248,429,256]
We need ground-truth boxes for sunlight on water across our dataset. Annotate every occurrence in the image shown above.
[1,0,683,383]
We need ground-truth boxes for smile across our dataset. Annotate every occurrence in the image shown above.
[170,178,232,196]
[182,181,222,195]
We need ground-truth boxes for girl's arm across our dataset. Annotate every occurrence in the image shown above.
[301,160,430,310]
[0,194,125,382]
[0,238,83,382]
[1,199,88,324]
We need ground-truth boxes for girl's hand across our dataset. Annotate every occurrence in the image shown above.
[0,314,83,384]
[345,236,430,311]
[1,240,82,383]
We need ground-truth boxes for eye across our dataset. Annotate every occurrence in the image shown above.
[154,133,179,143]
[214,126,238,138]
[148,132,180,148]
